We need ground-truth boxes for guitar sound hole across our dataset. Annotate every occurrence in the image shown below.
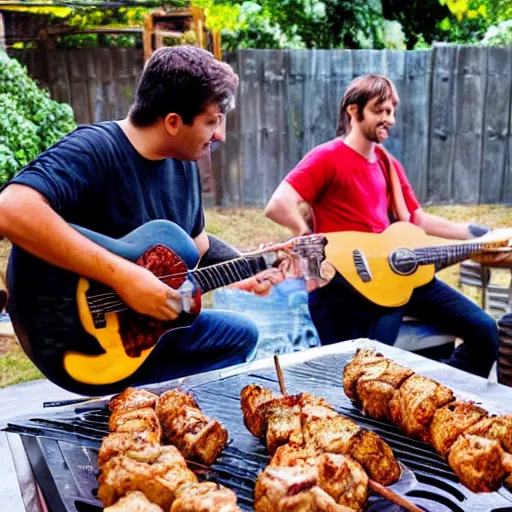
[389,248,418,276]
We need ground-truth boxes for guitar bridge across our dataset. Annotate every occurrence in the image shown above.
[353,249,372,282]
[92,312,107,329]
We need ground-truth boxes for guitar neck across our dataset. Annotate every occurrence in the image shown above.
[414,242,505,271]
[190,255,269,293]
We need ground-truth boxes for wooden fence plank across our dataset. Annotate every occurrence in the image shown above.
[259,49,288,201]
[238,50,263,206]
[331,50,354,137]
[452,46,487,204]
[45,49,71,107]
[428,45,457,203]
[382,50,406,162]
[401,50,431,202]
[212,51,241,206]
[67,50,92,125]
[111,48,137,120]
[479,47,512,203]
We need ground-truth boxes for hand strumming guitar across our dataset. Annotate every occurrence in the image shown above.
[112,262,182,321]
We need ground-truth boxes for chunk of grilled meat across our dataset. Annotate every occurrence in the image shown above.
[270,444,368,511]
[109,387,160,414]
[430,401,488,458]
[245,389,336,453]
[97,445,198,508]
[171,482,241,512]
[104,490,163,511]
[255,465,356,512]
[108,407,163,440]
[240,384,279,438]
[304,415,400,486]
[389,374,454,443]
[157,388,228,466]
[448,434,512,493]
[342,349,387,403]
[98,431,162,471]
[465,415,512,453]
[355,360,414,421]
[260,395,304,454]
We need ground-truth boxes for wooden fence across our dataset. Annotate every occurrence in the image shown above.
[9,47,143,125]
[8,46,512,206]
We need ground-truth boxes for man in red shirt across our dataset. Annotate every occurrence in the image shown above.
[265,74,498,378]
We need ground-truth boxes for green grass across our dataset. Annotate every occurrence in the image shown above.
[0,345,43,387]
[1,204,511,388]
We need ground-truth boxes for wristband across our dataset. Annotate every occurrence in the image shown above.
[468,223,491,238]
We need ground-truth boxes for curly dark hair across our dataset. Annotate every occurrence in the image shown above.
[336,74,399,137]
[129,46,239,126]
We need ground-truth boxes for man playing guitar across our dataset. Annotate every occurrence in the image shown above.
[0,46,274,395]
[265,74,499,378]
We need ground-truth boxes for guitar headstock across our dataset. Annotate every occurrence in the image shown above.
[291,234,328,281]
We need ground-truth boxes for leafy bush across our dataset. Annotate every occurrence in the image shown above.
[0,52,76,184]
[481,19,512,46]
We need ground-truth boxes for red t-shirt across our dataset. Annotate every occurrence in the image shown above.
[285,139,420,234]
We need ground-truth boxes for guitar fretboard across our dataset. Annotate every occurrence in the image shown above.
[190,256,267,293]
[414,243,496,271]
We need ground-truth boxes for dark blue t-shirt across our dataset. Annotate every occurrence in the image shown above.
[5,121,204,389]
[8,121,204,238]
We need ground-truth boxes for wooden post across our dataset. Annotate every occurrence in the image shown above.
[190,6,205,49]
[143,12,153,62]
[213,31,222,61]
[0,13,5,49]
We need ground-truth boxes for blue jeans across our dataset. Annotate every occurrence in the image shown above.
[309,273,498,378]
[73,310,258,396]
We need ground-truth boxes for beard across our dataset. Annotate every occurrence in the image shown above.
[361,122,389,143]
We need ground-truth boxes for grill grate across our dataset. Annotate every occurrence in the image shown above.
[6,342,512,512]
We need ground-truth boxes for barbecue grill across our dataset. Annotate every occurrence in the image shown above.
[5,339,512,512]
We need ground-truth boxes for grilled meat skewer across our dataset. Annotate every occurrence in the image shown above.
[343,348,512,493]
[99,387,239,511]
[241,384,401,486]
[98,445,198,508]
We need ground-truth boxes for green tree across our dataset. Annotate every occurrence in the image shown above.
[381,0,451,48]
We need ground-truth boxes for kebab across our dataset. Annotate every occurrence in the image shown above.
[241,358,423,512]
[240,383,400,486]
[98,386,240,510]
[343,348,512,493]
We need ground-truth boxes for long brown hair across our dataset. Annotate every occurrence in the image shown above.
[336,74,399,137]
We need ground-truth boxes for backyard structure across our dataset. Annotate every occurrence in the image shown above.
[4,45,512,207]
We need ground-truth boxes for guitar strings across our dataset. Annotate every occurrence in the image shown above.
[85,256,259,314]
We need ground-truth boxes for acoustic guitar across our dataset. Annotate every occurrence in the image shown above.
[324,221,512,308]
[9,220,327,386]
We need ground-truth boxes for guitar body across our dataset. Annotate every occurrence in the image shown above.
[10,220,202,387]
[65,220,203,385]
[325,222,451,307]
